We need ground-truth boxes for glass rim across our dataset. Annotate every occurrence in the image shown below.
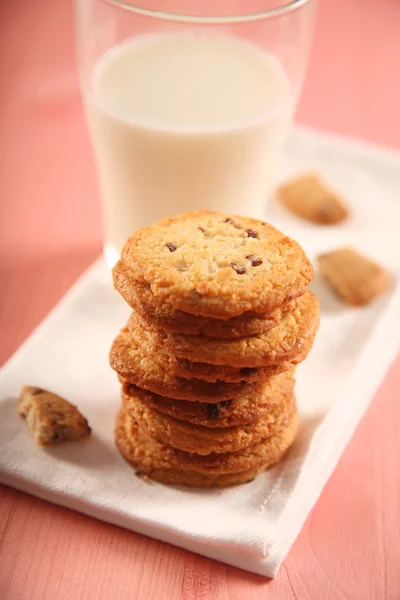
[102,0,313,23]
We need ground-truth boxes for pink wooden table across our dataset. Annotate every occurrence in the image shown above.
[1,1,399,598]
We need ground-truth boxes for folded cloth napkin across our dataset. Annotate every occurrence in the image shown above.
[1,127,400,577]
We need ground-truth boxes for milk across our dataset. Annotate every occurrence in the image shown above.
[85,33,293,266]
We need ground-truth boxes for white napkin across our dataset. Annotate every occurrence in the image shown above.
[1,126,400,578]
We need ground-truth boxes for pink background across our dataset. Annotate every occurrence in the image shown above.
[1,0,399,597]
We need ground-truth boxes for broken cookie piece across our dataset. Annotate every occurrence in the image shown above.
[318,247,390,306]
[18,386,91,446]
[277,173,349,225]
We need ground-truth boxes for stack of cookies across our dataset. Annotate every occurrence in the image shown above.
[110,211,319,487]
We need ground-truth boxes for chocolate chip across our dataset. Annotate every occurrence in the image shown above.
[246,254,263,267]
[246,229,258,238]
[207,404,220,419]
[32,388,45,395]
[240,367,258,377]
[224,218,241,229]
[220,400,232,407]
[166,243,177,252]
[230,263,246,275]
[51,425,68,441]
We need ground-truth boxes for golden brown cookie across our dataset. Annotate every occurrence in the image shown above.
[123,386,296,455]
[115,407,299,487]
[128,308,307,382]
[150,291,319,368]
[113,260,291,338]
[121,211,314,319]
[277,172,349,225]
[128,310,265,383]
[318,247,390,306]
[110,328,255,402]
[18,386,91,446]
[122,369,295,428]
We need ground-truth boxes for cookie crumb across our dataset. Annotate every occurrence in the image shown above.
[135,471,150,482]
[277,173,349,225]
[18,386,91,446]
[318,247,390,306]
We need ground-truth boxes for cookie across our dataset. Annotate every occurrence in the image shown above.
[128,308,307,382]
[120,211,314,319]
[277,172,349,225]
[110,328,255,402]
[128,310,263,383]
[113,260,290,338]
[123,386,296,455]
[122,369,295,428]
[18,386,91,446]
[154,291,319,368]
[318,247,390,306]
[115,407,299,487]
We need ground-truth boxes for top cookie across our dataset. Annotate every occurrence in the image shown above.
[113,259,288,338]
[121,211,314,319]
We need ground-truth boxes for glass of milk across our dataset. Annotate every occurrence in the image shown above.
[76,1,316,267]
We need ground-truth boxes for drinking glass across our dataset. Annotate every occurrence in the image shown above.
[76,0,316,268]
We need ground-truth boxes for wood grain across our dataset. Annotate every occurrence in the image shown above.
[1,0,400,598]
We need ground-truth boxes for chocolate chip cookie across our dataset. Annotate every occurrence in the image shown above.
[113,259,291,338]
[122,369,295,428]
[128,310,289,383]
[110,328,257,402]
[123,385,296,455]
[140,290,319,368]
[115,406,299,487]
[120,211,314,319]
